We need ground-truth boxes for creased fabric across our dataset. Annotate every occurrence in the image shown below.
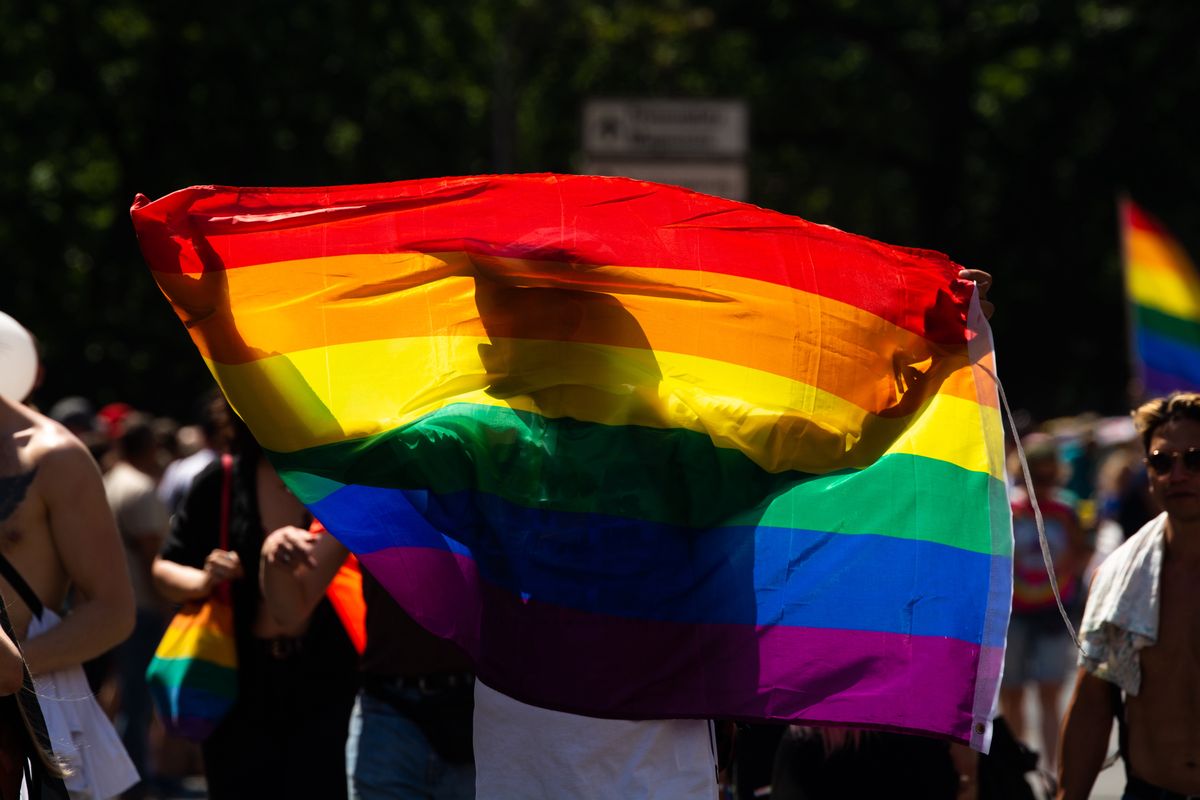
[1078,512,1166,695]
[131,174,1012,748]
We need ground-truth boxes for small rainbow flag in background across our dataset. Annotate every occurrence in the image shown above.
[132,174,1011,749]
[1121,198,1200,396]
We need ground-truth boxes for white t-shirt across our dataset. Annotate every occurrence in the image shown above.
[473,680,718,800]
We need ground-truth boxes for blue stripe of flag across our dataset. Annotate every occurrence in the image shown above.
[1138,328,1200,388]
[309,483,1001,645]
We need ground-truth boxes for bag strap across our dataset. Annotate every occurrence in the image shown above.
[215,453,234,605]
[219,454,233,551]
[0,553,43,621]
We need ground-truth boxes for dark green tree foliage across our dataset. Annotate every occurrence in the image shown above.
[2,0,1199,420]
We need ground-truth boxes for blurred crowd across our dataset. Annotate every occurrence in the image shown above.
[21,382,465,800]
[1,272,1177,800]
[997,412,1158,794]
[727,411,1167,800]
[46,390,230,799]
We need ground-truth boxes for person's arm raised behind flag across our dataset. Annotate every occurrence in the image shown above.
[260,524,347,629]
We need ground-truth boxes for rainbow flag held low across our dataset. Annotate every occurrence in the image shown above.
[132,174,1011,749]
[144,597,238,741]
[1121,199,1200,396]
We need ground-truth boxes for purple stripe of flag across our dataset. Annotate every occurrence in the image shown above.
[1142,363,1200,395]
[360,547,982,741]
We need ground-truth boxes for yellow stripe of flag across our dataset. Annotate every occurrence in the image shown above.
[208,336,1000,478]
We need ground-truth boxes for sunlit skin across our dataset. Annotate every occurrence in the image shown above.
[151,455,313,639]
[1058,417,1200,799]
[1147,420,1200,526]
[0,393,134,674]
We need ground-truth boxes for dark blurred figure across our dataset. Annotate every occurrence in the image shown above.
[95,402,135,472]
[104,412,172,799]
[1001,433,1088,772]
[48,395,108,465]
[1085,444,1142,583]
[151,415,358,800]
[158,388,231,516]
[262,522,476,800]
[733,724,785,800]
[173,425,206,458]
[48,395,96,437]
[1062,423,1100,504]
[770,727,964,799]
[771,720,1041,799]
[1116,464,1158,542]
[152,416,181,471]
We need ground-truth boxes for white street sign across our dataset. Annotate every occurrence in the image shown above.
[583,99,748,158]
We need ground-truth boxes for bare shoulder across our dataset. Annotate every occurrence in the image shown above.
[25,405,130,606]
[2,402,80,460]
[26,411,87,456]
[0,402,93,485]
[0,405,104,624]
[24,414,100,487]
[17,409,116,545]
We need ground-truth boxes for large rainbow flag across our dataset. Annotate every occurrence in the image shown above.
[1120,198,1200,395]
[132,174,1010,749]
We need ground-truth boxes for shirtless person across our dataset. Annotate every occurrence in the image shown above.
[0,390,134,678]
[1057,392,1200,800]
[0,319,137,797]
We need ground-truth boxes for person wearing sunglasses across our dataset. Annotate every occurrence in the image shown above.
[1058,392,1200,800]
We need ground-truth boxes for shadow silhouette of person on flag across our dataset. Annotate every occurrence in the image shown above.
[462,248,767,717]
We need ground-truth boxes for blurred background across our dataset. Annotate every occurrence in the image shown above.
[4,0,1199,422]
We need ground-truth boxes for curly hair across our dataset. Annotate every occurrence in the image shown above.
[1131,392,1200,453]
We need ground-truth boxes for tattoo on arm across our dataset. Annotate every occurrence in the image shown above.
[0,470,37,524]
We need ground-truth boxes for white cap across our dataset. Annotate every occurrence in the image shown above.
[0,311,37,403]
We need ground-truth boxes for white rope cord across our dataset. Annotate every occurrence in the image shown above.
[984,364,1082,651]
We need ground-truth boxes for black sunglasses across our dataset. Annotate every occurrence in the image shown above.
[1146,447,1200,476]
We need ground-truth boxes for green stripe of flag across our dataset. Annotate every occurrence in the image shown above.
[146,656,237,695]
[273,405,1007,555]
[1135,303,1200,346]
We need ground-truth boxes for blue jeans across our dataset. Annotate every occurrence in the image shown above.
[346,690,475,800]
